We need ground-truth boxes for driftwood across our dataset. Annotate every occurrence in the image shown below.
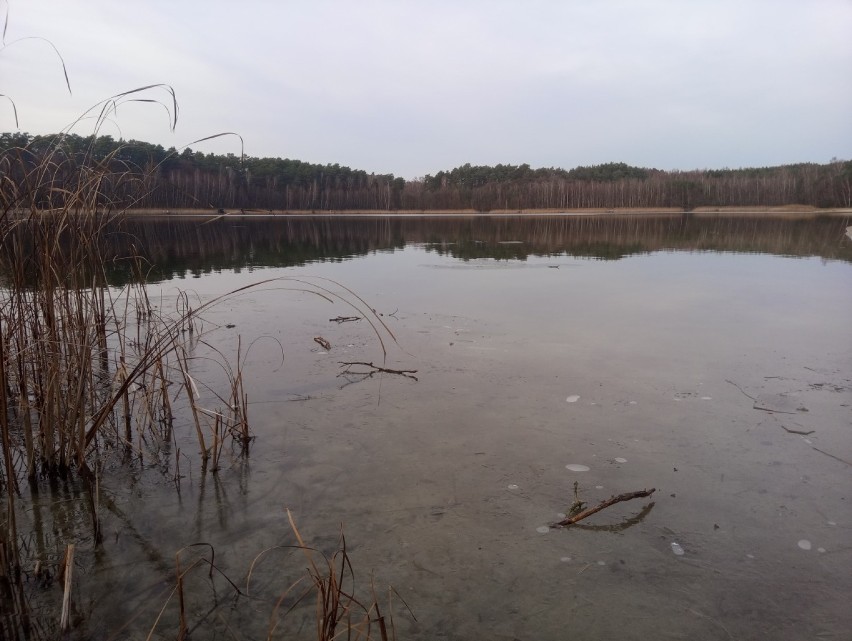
[313,336,331,350]
[329,315,361,323]
[554,488,656,527]
[338,361,418,381]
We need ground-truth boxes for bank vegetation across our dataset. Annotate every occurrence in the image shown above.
[2,133,850,213]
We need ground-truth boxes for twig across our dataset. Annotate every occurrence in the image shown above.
[314,336,331,350]
[566,481,586,517]
[780,425,815,436]
[329,315,361,323]
[287,394,316,402]
[338,361,418,381]
[752,403,796,415]
[553,488,656,527]
[725,379,755,401]
[811,447,851,467]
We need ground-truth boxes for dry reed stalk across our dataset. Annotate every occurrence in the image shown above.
[0,324,18,550]
[118,356,132,443]
[157,357,173,433]
[2,118,405,639]
[276,510,398,641]
[175,552,187,641]
[230,336,250,449]
[59,543,75,632]
[211,411,222,472]
[13,314,35,478]
[175,347,207,460]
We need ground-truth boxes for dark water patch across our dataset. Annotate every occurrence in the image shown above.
[5,213,848,286]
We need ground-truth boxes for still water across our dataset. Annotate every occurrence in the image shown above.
[17,215,852,639]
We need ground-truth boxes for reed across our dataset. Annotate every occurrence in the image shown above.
[142,513,404,640]
[2,24,403,631]
[0,115,262,637]
[0,125,403,638]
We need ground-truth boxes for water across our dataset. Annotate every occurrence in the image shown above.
[8,214,852,640]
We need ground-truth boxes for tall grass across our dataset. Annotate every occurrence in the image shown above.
[0,122,403,638]
[0,116,261,637]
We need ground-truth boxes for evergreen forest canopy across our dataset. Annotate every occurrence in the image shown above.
[2,131,851,212]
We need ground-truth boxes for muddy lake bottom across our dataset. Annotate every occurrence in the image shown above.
[13,216,852,640]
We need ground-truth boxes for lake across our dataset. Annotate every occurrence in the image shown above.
[12,214,852,640]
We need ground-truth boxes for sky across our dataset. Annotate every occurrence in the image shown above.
[1,0,851,179]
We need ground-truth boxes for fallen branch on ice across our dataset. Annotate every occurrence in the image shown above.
[553,488,656,528]
[338,361,418,381]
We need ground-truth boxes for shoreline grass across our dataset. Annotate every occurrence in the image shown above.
[0,133,403,639]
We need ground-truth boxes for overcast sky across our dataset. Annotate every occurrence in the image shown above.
[2,0,850,178]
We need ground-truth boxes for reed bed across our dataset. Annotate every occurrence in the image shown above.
[0,131,403,638]
[0,132,258,638]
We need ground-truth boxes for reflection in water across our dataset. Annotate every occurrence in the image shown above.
[82,213,852,284]
[570,502,657,533]
[3,214,849,286]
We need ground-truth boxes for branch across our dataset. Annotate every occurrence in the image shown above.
[338,361,418,381]
[553,488,656,527]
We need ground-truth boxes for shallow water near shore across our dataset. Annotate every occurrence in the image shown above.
[11,215,852,640]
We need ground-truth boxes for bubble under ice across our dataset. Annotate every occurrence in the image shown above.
[565,464,591,472]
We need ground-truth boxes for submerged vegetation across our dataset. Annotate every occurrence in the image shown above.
[2,132,851,211]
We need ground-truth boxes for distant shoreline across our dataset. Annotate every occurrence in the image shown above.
[125,206,852,219]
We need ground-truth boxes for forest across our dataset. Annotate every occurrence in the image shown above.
[2,132,851,212]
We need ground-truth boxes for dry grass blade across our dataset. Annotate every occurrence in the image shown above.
[286,277,396,362]
[278,511,402,641]
[299,276,403,357]
[0,35,72,94]
[1,71,407,638]
[244,545,303,597]
[0,94,18,128]
[183,132,245,164]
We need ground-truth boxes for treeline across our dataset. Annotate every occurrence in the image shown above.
[420,161,851,210]
[2,132,851,211]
